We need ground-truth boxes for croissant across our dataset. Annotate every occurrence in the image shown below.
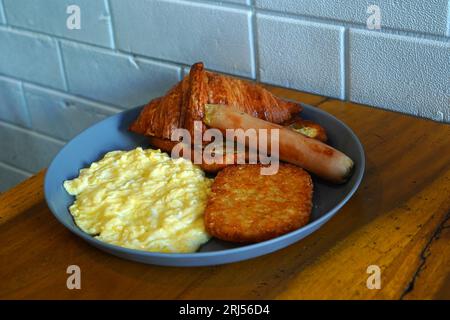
[129,62,301,141]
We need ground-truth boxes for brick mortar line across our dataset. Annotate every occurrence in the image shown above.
[448,0,450,37]
[0,6,448,66]
[0,7,447,104]
[104,0,117,49]
[0,0,6,24]
[0,24,189,72]
[179,1,450,42]
[249,0,259,81]
[0,48,446,126]
[0,119,66,146]
[172,0,251,11]
[6,0,450,43]
[341,28,349,100]
[0,13,446,107]
[0,14,447,121]
[0,160,33,177]
[0,76,129,145]
[56,40,69,91]
[0,24,113,49]
[21,81,123,114]
[0,79,126,144]
[255,7,450,42]
[0,72,124,111]
[18,81,32,129]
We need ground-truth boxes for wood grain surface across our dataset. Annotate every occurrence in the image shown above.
[0,86,449,300]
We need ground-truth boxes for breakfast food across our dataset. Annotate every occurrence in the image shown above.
[63,147,212,253]
[204,104,354,183]
[148,136,239,173]
[63,61,356,253]
[131,62,329,172]
[284,116,328,142]
[204,164,313,243]
[129,62,301,142]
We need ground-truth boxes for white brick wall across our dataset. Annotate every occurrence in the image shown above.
[3,0,114,47]
[256,14,345,98]
[111,0,255,77]
[0,0,449,191]
[61,41,182,107]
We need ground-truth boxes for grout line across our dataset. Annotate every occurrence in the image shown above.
[0,0,6,24]
[0,5,447,62]
[249,0,260,81]
[0,24,187,73]
[0,119,66,146]
[342,28,350,101]
[0,160,33,177]
[0,24,114,50]
[22,82,123,114]
[177,66,183,81]
[172,0,250,10]
[18,81,33,128]
[104,0,117,49]
[122,51,186,71]
[56,40,69,91]
[171,62,255,82]
[0,114,73,144]
[0,72,124,109]
[255,7,450,42]
[447,0,450,37]
[58,36,186,70]
[0,15,447,91]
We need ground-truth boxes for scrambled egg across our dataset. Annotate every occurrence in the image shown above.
[63,147,213,253]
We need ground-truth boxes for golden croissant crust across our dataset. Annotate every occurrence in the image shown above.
[129,62,301,141]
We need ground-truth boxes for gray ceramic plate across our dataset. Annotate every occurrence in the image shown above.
[44,103,365,266]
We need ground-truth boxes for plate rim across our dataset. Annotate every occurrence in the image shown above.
[44,103,365,261]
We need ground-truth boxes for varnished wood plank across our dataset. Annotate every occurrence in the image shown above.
[273,168,450,299]
[402,212,450,300]
[0,88,449,299]
[0,170,46,226]
[0,203,212,299]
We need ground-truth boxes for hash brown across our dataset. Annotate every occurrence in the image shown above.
[204,164,313,243]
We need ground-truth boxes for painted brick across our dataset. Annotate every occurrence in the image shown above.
[256,0,449,36]
[181,64,251,80]
[219,0,250,4]
[0,122,64,172]
[111,0,254,78]
[61,42,180,108]
[0,162,31,192]
[448,15,450,38]
[0,28,64,89]
[0,0,5,24]
[349,30,450,122]
[182,66,191,78]
[0,77,30,127]
[24,85,118,141]
[257,14,344,98]
[3,0,113,48]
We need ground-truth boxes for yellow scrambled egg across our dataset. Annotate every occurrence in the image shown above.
[63,147,213,253]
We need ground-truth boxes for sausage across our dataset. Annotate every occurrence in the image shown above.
[203,104,354,183]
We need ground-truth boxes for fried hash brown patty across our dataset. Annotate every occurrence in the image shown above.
[204,164,313,243]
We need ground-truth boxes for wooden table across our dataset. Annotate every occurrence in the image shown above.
[1,86,449,300]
